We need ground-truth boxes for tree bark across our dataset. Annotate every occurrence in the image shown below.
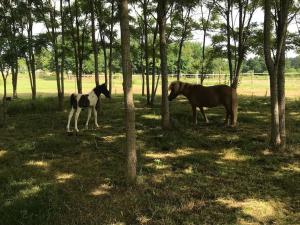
[140,33,145,96]
[27,1,36,100]
[158,0,171,129]
[120,0,137,184]
[176,37,184,81]
[11,62,18,98]
[176,7,191,81]
[68,0,82,94]
[1,68,8,126]
[150,22,158,105]
[75,0,83,93]
[226,0,234,86]
[200,1,213,85]
[90,0,99,86]
[263,0,289,150]
[276,0,290,149]
[60,0,65,109]
[100,33,108,85]
[108,0,115,95]
[143,0,150,104]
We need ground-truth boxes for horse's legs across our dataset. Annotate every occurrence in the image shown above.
[192,105,197,125]
[200,107,209,123]
[67,108,75,132]
[85,107,92,129]
[74,107,82,132]
[93,106,99,128]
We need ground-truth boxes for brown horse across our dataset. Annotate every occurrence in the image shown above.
[168,81,238,126]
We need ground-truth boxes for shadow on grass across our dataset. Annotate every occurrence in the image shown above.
[0,95,299,224]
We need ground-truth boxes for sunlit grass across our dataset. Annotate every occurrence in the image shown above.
[19,186,42,199]
[55,173,75,183]
[25,160,49,168]
[217,198,286,224]
[0,149,7,158]
[220,149,250,162]
[90,184,112,196]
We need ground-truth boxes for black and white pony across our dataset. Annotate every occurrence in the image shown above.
[66,84,110,132]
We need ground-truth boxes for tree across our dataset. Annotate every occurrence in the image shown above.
[90,0,99,85]
[67,0,89,94]
[24,0,37,100]
[120,0,137,183]
[0,5,12,126]
[35,0,65,109]
[6,2,20,98]
[263,0,295,150]
[158,0,171,129]
[215,0,259,88]
[199,0,215,84]
[173,2,193,80]
[108,0,116,95]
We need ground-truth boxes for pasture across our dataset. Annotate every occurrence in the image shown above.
[0,75,300,225]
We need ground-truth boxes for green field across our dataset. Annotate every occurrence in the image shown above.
[0,75,300,224]
[1,73,300,99]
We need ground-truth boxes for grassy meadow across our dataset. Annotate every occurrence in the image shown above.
[1,73,300,98]
[0,74,300,224]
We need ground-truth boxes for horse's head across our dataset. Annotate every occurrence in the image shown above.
[168,81,183,101]
[94,84,111,98]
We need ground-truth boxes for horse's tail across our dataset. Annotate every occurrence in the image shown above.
[70,93,77,109]
[231,88,238,126]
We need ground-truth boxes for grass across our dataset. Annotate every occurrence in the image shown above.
[1,73,300,98]
[0,92,300,225]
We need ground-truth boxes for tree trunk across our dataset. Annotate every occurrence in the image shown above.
[176,7,190,81]
[50,4,63,110]
[120,0,137,184]
[140,33,145,96]
[158,0,171,129]
[68,0,81,94]
[75,0,83,94]
[226,0,234,86]
[143,0,150,104]
[200,28,207,85]
[263,0,282,149]
[108,0,115,95]
[176,37,184,81]
[1,69,8,126]
[276,0,289,149]
[150,22,158,105]
[90,0,99,86]
[60,0,65,109]
[100,33,108,85]
[27,3,36,100]
[12,62,18,98]
[278,45,286,148]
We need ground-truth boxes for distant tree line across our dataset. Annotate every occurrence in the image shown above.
[31,43,300,75]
